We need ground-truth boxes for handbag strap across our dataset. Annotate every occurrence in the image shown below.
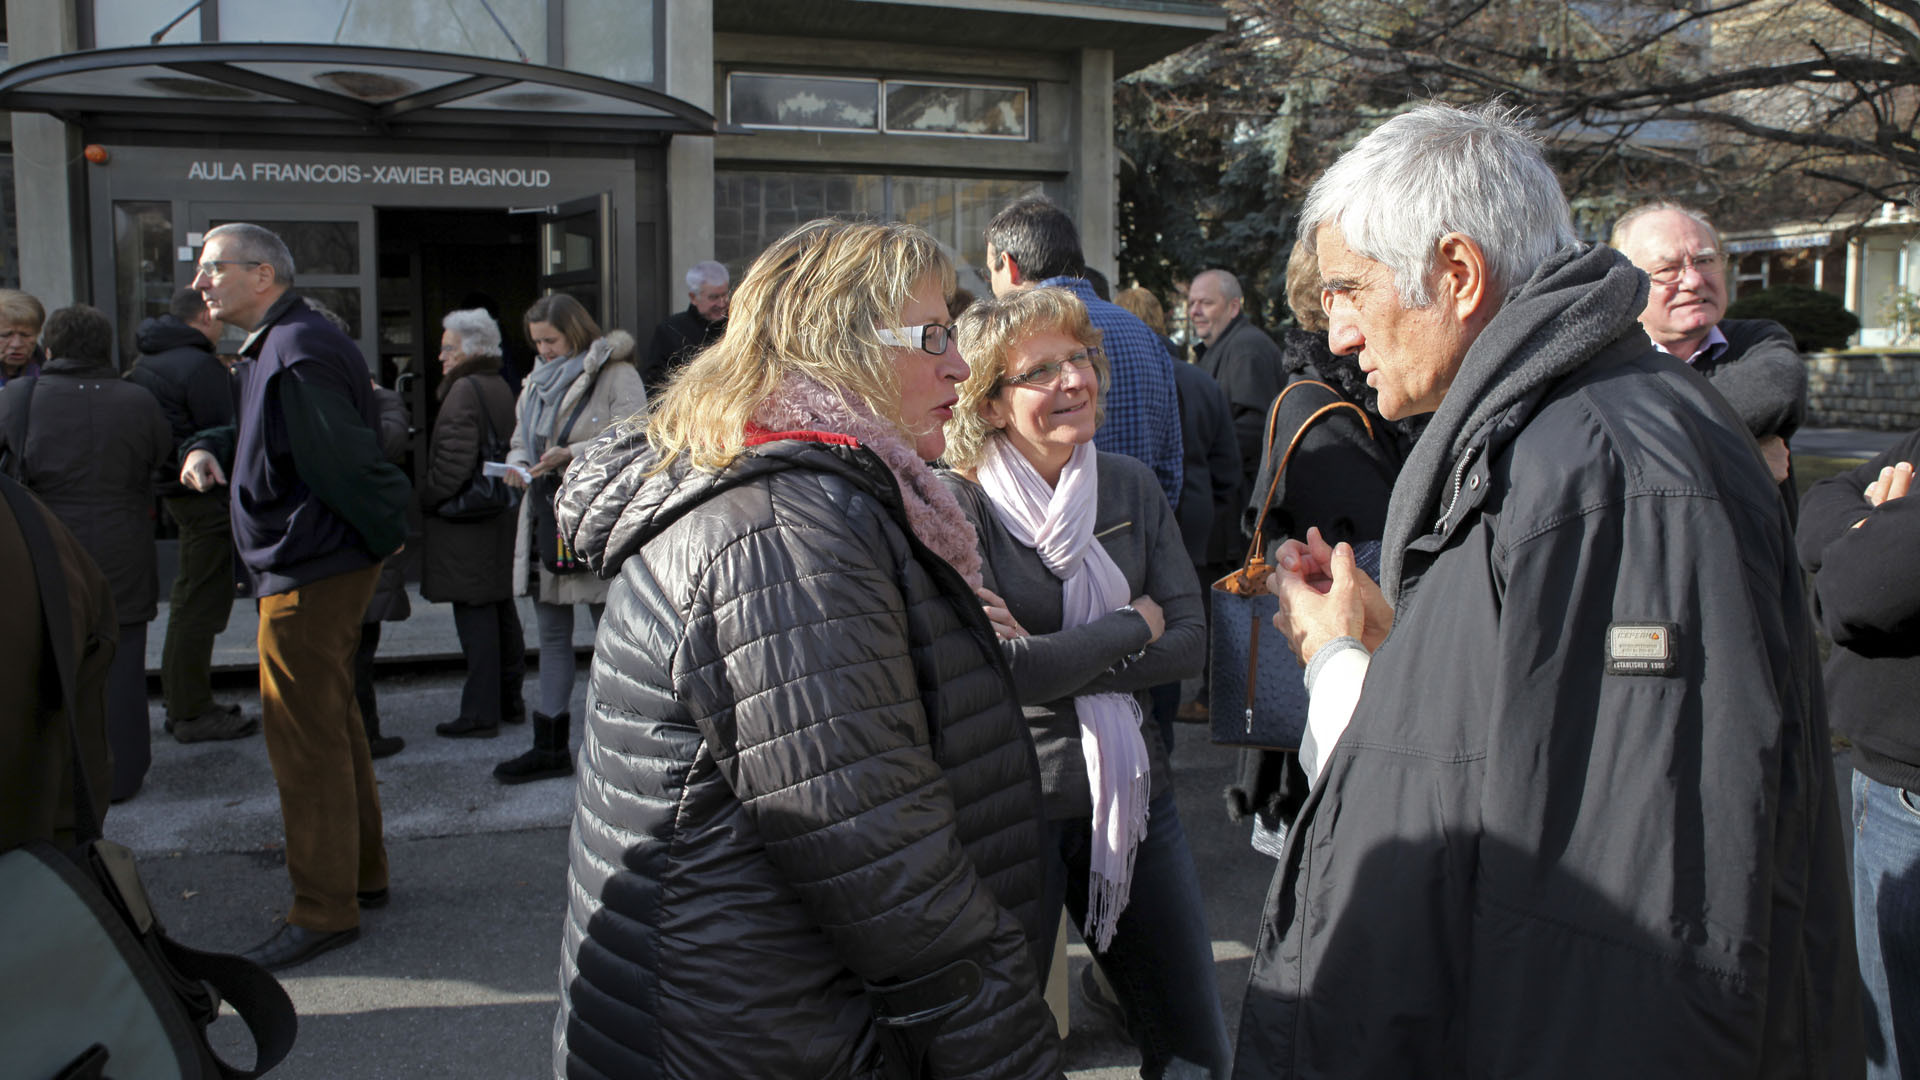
[1242,379,1376,570]
[552,365,601,450]
[4,374,37,481]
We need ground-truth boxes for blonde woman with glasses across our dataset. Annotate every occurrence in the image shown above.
[549,219,1060,1080]
[942,286,1230,1079]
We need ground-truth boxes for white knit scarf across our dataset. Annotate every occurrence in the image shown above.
[976,437,1149,951]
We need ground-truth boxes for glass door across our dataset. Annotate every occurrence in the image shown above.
[538,194,613,329]
[186,203,379,375]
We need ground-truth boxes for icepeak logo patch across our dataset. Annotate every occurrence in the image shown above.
[1606,622,1678,676]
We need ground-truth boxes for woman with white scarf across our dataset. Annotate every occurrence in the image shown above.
[942,286,1229,1080]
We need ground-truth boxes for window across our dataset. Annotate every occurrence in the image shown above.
[729,75,880,132]
[715,170,1048,284]
[728,73,1029,140]
[112,201,172,369]
[884,82,1027,139]
[220,0,547,65]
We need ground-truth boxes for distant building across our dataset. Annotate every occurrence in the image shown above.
[1722,205,1920,347]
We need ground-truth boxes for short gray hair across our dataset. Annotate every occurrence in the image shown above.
[442,307,503,358]
[1301,102,1577,308]
[202,222,296,286]
[1609,202,1721,253]
[685,260,729,293]
[1195,268,1243,303]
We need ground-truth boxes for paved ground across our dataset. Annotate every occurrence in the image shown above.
[121,665,1270,1079]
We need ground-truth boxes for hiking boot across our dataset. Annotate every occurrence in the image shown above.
[171,704,259,743]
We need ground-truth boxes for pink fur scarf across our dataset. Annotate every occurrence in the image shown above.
[753,375,984,589]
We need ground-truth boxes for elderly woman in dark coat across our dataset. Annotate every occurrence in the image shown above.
[421,308,526,743]
[0,304,170,801]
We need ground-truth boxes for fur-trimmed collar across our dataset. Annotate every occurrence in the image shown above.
[753,375,984,589]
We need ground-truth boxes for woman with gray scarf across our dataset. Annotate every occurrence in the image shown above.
[495,293,644,782]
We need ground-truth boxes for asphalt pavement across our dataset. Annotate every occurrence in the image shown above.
[120,662,1272,1079]
[122,430,1888,1077]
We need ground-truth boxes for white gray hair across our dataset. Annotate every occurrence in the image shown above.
[203,222,296,287]
[1609,202,1721,253]
[442,307,503,358]
[1301,102,1577,307]
[685,260,729,293]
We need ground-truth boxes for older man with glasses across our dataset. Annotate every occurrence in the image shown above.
[1612,203,1807,513]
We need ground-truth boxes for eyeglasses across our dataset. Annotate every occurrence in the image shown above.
[195,259,263,278]
[1645,252,1725,286]
[998,349,1101,391]
[875,322,954,355]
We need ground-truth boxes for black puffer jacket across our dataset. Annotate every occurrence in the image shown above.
[552,422,1060,1080]
[127,315,233,497]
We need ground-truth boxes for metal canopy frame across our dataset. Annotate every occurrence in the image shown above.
[0,43,715,142]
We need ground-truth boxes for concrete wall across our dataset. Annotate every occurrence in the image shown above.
[664,0,716,314]
[7,0,82,309]
[1807,350,1920,430]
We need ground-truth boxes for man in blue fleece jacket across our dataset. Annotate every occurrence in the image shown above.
[181,222,410,971]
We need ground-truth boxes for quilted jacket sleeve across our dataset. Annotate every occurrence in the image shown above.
[682,496,1060,1080]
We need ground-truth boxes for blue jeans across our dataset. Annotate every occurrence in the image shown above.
[1853,769,1920,1079]
[1041,785,1232,1080]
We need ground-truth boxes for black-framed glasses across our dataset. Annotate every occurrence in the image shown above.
[875,322,954,355]
[1645,252,1725,286]
[195,259,263,278]
[998,348,1101,391]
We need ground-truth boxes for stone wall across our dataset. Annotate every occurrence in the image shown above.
[1806,350,1920,430]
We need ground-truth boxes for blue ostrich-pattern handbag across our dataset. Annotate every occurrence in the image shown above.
[1209,381,1378,750]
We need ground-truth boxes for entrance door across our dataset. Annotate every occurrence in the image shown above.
[187,204,379,372]
[538,194,613,328]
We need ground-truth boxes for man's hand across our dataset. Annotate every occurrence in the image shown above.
[180,448,227,492]
[1758,435,1790,484]
[1855,461,1914,527]
[529,445,573,478]
[1267,527,1394,661]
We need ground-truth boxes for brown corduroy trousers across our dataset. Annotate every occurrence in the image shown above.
[257,561,388,932]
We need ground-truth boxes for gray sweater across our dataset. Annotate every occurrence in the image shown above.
[942,452,1205,820]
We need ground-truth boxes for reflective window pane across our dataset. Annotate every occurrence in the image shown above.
[566,0,655,83]
[547,213,599,276]
[220,0,546,65]
[212,220,361,276]
[728,74,879,131]
[715,170,884,278]
[113,201,173,369]
[296,287,365,342]
[885,82,1028,139]
[93,0,203,47]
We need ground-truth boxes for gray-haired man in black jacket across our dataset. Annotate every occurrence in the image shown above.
[1235,102,1860,1079]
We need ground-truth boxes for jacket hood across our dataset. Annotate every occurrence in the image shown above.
[555,423,894,579]
[40,355,119,378]
[435,353,503,400]
[136,314,214,356]
[1379,242,1648,603]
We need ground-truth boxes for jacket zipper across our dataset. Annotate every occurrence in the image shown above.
[1437,446,1477,533]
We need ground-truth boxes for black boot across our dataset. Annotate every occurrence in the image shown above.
[363,710,404,759]
[493,711,575,784]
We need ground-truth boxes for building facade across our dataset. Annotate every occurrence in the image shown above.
[0,0,1223,396]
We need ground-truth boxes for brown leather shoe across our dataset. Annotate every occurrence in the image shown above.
[1175,701,1210,724]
